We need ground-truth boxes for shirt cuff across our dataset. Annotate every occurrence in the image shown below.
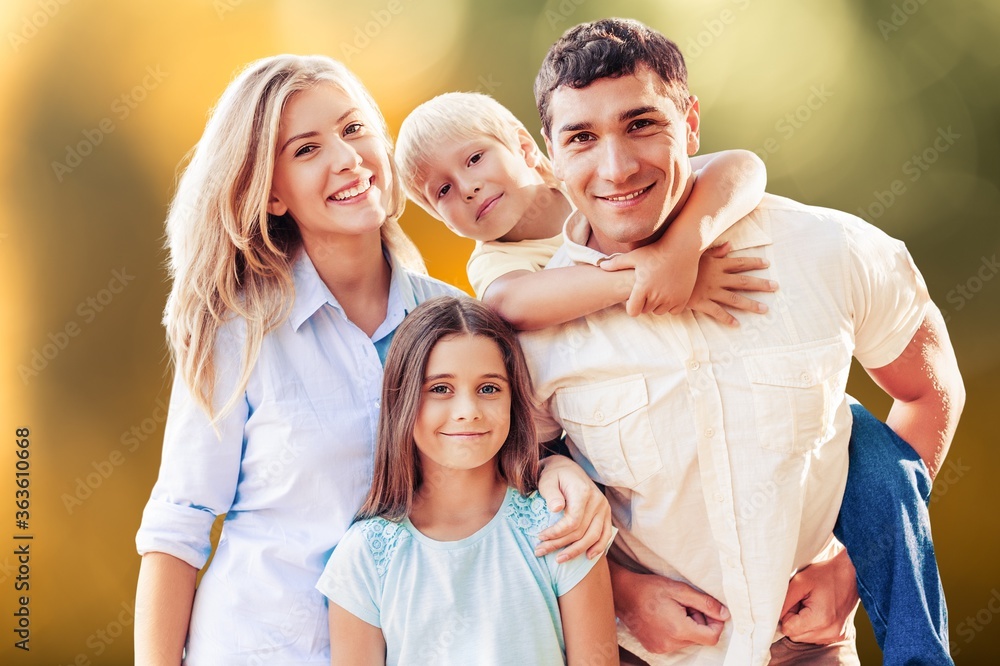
[135,498,218,569]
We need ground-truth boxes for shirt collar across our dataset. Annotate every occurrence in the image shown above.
[561,208,773,267]
[288,245,418,333]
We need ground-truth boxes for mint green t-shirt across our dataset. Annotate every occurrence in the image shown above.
[316,487,601,665]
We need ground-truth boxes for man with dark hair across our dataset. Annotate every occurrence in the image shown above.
[519,17,963,665]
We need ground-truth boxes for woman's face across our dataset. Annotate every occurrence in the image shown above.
[268,82,393,245]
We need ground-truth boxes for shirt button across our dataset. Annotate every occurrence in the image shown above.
[688,360,700,370]
[713,493,724,503]
[800,372,812,383]
[594,411,605,422]
[704,428,715,438]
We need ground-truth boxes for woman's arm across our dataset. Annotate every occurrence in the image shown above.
[328,603,386,666]
[559,556,619,665]
[134,552,197,666]
[602,149,768,316]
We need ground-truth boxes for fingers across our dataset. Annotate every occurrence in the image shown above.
[677,616,725,647]
[721,255,770,274]
[713,290,768,314]
[585,506,614,560]
[705,241,731,258]
[535,513,582,556]
[556,504,605,563]
[625,290,645,317]
[780,604,814,641]
[669,581,730,623]
[600,254,635,272]
[724,274,778,293]
[535,471,566,514]
[694,300,739,327]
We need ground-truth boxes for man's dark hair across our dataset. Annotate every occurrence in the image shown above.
[534,17,690,138]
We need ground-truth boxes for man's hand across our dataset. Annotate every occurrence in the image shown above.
[611,560,730,654]
[779,549,860,644]
[536,455,613,562]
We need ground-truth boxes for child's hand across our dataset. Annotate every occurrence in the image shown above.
[600,243,698,317]
[689,243,777,326]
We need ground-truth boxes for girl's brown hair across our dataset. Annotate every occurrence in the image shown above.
[356,296,540,522]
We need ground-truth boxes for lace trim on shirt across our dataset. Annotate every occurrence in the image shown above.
[505,491,549,538]
[362,519,409,578]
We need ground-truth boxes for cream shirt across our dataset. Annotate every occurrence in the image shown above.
[466,234,564,298]
[518,194,931,666]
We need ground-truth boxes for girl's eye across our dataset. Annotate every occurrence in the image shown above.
[344,122,363,136]
[437,184,451,199]
[294,144,317,157]
[428,384,450,394]
[480,384,502,395]
[468,152,483,166]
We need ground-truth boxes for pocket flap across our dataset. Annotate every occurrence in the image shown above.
[555,374,649,426]
[743,338,847,388]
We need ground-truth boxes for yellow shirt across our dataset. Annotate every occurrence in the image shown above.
[465,234,564,299]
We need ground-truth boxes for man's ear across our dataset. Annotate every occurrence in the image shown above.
[542,134,563,180]
[685,95,701,156]
[267,194,288,217]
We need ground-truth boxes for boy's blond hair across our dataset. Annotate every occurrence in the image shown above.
[396,92,561,218]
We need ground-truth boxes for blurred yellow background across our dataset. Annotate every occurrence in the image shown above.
[1,0,998,663]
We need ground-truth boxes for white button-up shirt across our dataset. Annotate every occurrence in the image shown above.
[519,194,930,666]
[135,249,461,665]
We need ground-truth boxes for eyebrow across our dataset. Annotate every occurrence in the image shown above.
[279,107,361,154]
[424,373,510,382]
[556,105,661,135]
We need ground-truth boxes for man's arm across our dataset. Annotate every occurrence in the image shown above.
[864,306,965,479]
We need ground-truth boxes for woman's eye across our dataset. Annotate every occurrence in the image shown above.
[469,152,483,166]
[344,122,363,136]
[437,184,451,199]
[294,144,317,157]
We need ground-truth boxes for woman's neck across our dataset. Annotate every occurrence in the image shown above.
[499,186,573,243]
[408,465,508,541]
[301,230,390,337]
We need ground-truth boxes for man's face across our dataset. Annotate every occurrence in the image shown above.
[544,66,700,253]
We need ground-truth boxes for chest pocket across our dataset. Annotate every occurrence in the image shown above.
[555,374,663,489]
[742,338,850,454]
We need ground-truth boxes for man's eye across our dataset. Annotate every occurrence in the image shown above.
[437,184,451,199]
[630,119,655,131]
[569,133,594,144]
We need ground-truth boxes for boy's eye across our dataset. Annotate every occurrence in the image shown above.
[437,184,451,199]
[468,151,483,166]
[344,122,363,136]
[294,144,318,157]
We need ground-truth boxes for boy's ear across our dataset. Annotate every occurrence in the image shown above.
[542,135,563,180]
[515,127,540,168]
[685,95,701,156]
[267,193,288,217]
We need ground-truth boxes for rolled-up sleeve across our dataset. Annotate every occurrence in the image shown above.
[135,321,248,569]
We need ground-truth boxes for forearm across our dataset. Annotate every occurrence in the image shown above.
[885,392,962,480]
[135,552,197,666]
[484,266,634,331]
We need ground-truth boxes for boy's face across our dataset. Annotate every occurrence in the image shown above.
[544,66,700,254]
[417,134,546,242]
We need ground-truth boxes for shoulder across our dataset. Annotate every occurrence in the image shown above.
[405,270,465,302]
[503,489,557,540]
[342,517,412,578]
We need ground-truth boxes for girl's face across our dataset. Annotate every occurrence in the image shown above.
[413,333,512,475]
[268,82,392,244]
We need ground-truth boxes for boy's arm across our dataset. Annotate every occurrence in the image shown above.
[602,149,767,316]
[328,603,386,665]
[559,556,619,665]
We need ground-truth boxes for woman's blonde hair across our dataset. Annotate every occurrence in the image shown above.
[165,54,424,421]
[395,92,561,218]
[356,296,540,522]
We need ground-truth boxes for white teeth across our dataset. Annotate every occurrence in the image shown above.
[605,187,647,202]
[331,177,372,201]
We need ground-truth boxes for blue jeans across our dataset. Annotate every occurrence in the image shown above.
[834,403,953,665]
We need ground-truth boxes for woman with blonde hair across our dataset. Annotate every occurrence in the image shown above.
[134,55,609,664]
